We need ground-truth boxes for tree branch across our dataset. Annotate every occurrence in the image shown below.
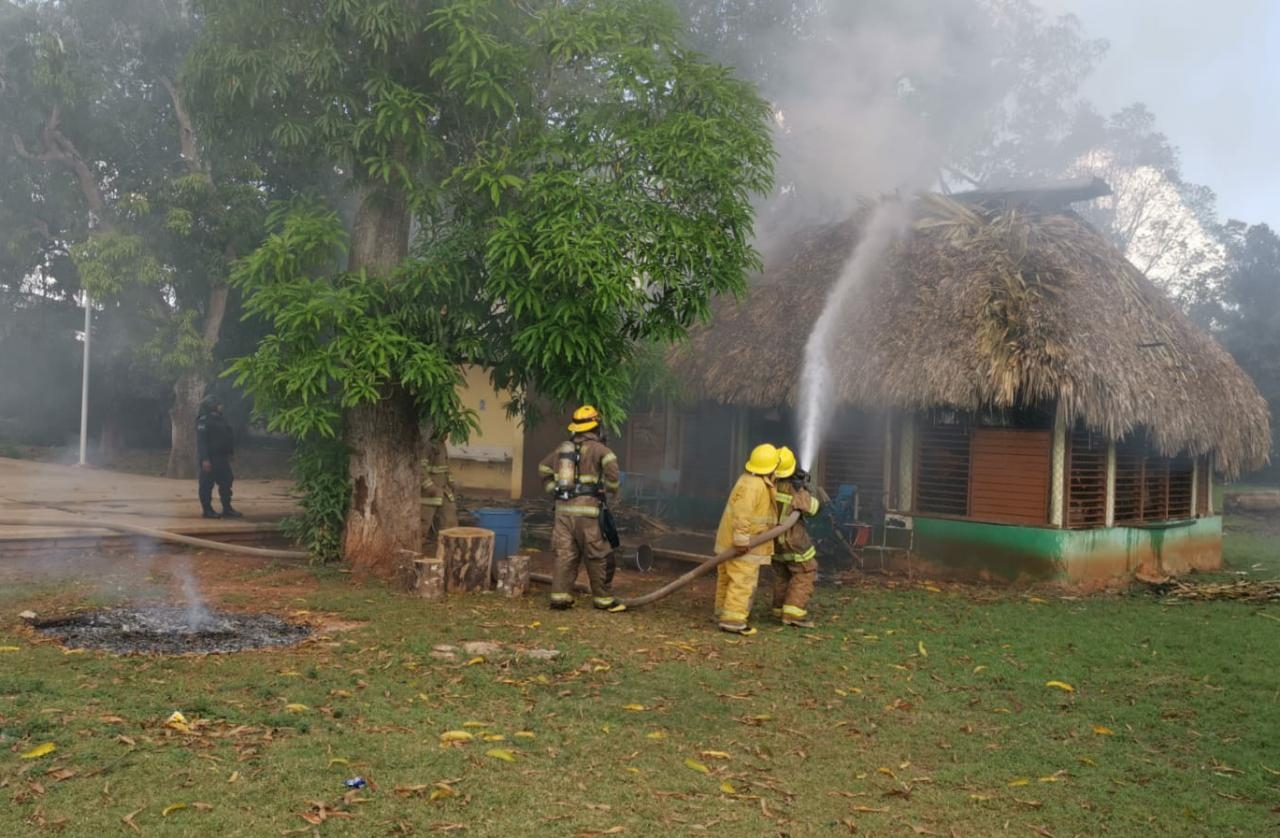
[159,75,206,175]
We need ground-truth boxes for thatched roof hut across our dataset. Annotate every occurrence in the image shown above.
[674,194,1270,478]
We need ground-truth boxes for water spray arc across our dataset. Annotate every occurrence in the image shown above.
[796,202,910,469]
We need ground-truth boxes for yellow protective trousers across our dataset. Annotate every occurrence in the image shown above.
[714,556,764,625]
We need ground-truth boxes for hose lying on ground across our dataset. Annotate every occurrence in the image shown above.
[529,511,802,608]
[0,515,309,560]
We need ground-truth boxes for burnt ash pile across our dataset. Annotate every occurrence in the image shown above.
[33,607,311,655]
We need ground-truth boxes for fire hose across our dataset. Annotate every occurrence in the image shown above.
[0,515,309,560]
[528,510,801,608]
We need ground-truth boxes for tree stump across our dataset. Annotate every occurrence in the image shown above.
[413,556,445,600]
[438,527,494,593]
[494,555,531,598]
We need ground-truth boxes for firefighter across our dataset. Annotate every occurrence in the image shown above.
[538,405,626,612]
[713,443,781,636]
[196,395,242,519]
[771,447,821,628]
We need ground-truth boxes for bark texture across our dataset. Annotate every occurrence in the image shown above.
[344,389,422,587]
[494,555,531,598]
[439,527,495,593]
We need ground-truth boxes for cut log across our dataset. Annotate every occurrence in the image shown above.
[439,527,494,593]
[1226,491,1280,513]
[412,554,445,600]
[494,555,531,598]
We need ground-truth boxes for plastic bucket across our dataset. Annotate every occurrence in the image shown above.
[472,508,524,560]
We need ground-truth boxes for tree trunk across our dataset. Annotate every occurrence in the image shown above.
[439,527,495,593]
[165,283,229,479]
[166,372,204,478]
[344,389,422,587]
[341,183,415,585]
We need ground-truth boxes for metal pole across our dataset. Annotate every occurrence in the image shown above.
[78,292,90,466]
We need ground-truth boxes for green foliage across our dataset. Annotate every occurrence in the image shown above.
[225,202,472,440]
[69,231,167,298]
[191,0,776,443]
[280,435,350,563]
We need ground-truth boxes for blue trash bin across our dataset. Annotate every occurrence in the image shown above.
[472,508,524,560]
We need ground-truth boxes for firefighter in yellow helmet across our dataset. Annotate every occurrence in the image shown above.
[771,447,821,628]
[537,405,626,612]
[712,443,781,636]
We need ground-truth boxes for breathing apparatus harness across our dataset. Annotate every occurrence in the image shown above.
[553,438,607,503]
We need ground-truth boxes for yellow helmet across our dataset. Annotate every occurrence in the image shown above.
[568,404,601,433]
[745,443,781,476]
[776,446,797,479]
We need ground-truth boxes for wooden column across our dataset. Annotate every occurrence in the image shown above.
[897,416,915,512]
[1189,457,1199,518]
[438,527,494,593]
[882,417,895,513]
[1205,453,1214,516]
[1104,441,1117,528]
[1049,413,1067,528]
[494,555,531,598]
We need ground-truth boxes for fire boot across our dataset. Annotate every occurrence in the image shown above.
[201,506,221,520]
[220,505,245,519]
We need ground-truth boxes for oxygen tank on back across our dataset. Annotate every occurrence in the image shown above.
[554,441,579,500]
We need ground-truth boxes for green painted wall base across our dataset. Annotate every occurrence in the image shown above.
[897,516,1224,584]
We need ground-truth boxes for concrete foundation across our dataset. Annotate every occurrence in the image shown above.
[897,515,1223,584]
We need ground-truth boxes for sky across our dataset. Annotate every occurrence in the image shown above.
[1040,0,1280,228]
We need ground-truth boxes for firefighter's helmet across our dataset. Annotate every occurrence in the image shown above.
[745,443,781,476]
[568,404,602,433]
[776,446,797,479]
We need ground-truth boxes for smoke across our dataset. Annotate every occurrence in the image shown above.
[796,200,911,467]
[754,1,1004,252]
[745,1,1007,468]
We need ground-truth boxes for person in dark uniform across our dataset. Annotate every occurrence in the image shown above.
[196,394,243,519]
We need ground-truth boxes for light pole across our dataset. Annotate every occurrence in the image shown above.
[78,289,90,467]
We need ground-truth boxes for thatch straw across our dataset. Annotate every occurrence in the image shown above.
[672,195,1271,477]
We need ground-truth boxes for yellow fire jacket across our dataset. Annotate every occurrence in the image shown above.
[714,472,777,560]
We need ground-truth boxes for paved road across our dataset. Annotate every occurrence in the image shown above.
[0,457,297,542]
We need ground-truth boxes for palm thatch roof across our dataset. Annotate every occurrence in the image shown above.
[673,194,1271,477]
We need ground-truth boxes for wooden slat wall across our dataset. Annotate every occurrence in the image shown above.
[1115,434,1198,524]
[822,411,886,520]
[969,428,1052,525]
[1114,443,1144,524]
[1168,455,1194,519]
[916,422,970,516]
[1066,427,1107,528]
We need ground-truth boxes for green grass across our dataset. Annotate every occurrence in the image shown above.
[2,532,1278,836]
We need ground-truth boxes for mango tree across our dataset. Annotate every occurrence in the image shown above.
[186,0,774,583]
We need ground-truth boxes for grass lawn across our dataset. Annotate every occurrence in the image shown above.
[1,520,1278,837]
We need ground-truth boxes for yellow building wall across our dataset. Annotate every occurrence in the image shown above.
[447,367,525,499]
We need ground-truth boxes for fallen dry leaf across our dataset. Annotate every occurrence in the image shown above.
[622,704,647,712]
[645,731,667,740]
[720,781,737,794]
[1044,681,1075,693]
[20,742,57,760]
[0,646,20,653]
[161,802,187,817]
[683,758,710,774]
[122,808,143,832]
[485,749,517,763]
[917,641,928,658]
[328,757,350,767]
[1008,778,1031,787]
[461,721,491,729]
[284,703,310,714]
[1092,726,1114,736]
[439,730,474,744]
[514,731,536,739]
[700,751,731,760]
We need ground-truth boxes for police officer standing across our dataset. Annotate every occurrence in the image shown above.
[196,395,243,520]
